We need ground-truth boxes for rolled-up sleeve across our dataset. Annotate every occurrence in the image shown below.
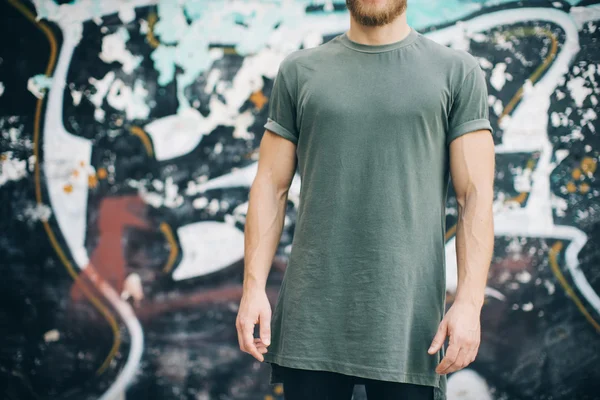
[264,63,299,144]
[447,64,493,145]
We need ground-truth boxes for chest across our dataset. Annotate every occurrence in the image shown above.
[296,64,451,135]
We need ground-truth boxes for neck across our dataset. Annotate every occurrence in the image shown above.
[346,14,411,46]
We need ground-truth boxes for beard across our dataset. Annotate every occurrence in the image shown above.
[345,0,407,27]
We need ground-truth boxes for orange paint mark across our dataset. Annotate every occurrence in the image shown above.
[72,169,80,178]
[445,224,457,241]
[581,157,597,174]
[566,181,577,193]
[274,384,284,395]
[0,154,7,161]
[507,191,528,204]
[146,13,160,49]
[130,126,154,157]
[572,168,582,180]
[88,174,98,188]
[79,160,85,167]
[97,168,108,179]
[580,183,590,194]
[63,183,73,193]
[160,222,179,273]
[250,90,268,110]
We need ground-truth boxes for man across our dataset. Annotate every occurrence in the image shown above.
[236,0,495,398]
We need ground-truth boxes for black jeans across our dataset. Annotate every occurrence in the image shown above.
[277,365,435,400]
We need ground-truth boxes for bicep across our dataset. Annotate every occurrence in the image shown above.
[255,129,297,193]
[449,130,495,202]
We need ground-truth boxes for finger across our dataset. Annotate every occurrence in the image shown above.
[435,341,460,374]
[259,309,271,346]
[236,318,246,352]
[255,337,269,349]
[444,346,468,374]
[242,320,264,361]
[428,320,448,354]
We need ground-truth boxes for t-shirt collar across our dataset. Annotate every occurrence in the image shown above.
[338,27,418,53]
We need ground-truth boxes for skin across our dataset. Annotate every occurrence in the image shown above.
[237,1,496,376]
[427,130,495,374]
[236,130,297,362]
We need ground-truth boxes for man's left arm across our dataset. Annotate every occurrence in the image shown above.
[428,128,495,374]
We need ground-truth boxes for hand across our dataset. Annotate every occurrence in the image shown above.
[427,300,481,374]
[236,287,271,362]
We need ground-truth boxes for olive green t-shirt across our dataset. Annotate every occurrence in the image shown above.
[262,27,492,400]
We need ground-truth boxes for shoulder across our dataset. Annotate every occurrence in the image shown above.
[279,42,328,74]
[413,32,483,94]
[415,32,480,74]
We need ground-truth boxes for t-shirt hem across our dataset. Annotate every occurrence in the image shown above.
[263,352,446,399]
[447,118,493,145]
[264,118,298,144]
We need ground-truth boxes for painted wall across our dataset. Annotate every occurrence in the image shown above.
[0,0,599,399]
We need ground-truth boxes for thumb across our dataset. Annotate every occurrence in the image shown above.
[428,320,447,354]
[260,308,271,346]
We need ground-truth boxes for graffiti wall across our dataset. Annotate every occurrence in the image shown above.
[0,0,599,399]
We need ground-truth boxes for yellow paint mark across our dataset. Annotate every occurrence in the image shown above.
[445,224,457,241]
[97,168,108,179]
[130,126,154,157]
[581,157,597,174]
[63,183,73,193]
[9,0,121,376]
[498,27,558,124]
[572,168,582,180]
[146,12,160,48]
[507,191,528,204]
[549,241,600,333]
[160,222,178,273]
[0,154,7,161]
[250,89,268,110]
[79,160,85,167]
[579,183,590,194]
[88,174,98,188]
[273,384,284,395]
[72,169,79,178]
[566,181,577,193]
[264,396,274,400]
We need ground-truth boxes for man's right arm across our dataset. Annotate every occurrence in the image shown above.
[236,129,297,362]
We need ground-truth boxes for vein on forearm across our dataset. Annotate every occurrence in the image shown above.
[454,138,494,307]
[243,173,289,289]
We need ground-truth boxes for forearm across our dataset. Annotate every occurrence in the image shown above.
[243,175,289,292]
[453,189,494,309]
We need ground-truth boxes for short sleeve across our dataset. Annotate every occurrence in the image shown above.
[447,64,493,145]
[264,64,299,144]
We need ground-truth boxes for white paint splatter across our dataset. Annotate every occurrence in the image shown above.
[522,302,534,311]
[27,74,53,99]
[567,76,592,107]
[0,82,4,97]
[172,221,245,281]
[99,27,142,74]
[144,107,207,160]
[490,62,508,90]
[121,273,144,305]
[106,79,150,120]
[447,369,492,400]
[0,152,28,186]
[44,329,60,342]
